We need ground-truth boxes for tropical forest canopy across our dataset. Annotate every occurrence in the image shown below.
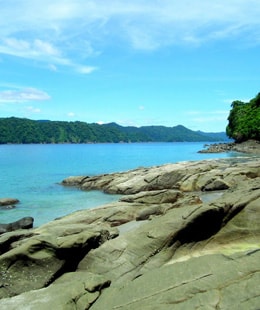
[0,117,227,144]
[226,93,260,142]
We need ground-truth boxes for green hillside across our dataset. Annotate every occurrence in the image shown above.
[226,93,260,142]
[0,117,227,144]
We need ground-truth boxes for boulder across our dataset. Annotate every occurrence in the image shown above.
[0,217,34,235]
[0,198,19,206]
[61,176,89,186]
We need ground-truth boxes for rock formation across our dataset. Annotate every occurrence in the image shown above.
[0,198,19,207]
[0,158,259,309]
[199,139,260,154]
[0,217,34,235]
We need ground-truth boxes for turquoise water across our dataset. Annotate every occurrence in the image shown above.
[0,143,240,227]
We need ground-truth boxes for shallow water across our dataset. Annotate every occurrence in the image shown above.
[0,142,242,226]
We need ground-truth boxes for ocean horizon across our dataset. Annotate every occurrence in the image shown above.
[0,142,243,227]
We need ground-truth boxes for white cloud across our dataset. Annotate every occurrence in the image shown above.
[0,0,260,58]
[0,36,98,74]
[67,112,76,117]
[0,87,51,103]
[76,65,97,74]
[0,0,259,77]
[0,38,60,58]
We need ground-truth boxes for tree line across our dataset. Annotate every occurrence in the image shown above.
[226,93,260,142]
[0,118,227,144]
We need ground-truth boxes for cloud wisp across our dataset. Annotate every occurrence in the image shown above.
[0,0,260,72]
[0,87,51,103]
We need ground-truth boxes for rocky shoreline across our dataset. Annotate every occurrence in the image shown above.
[199,139,260,154]
[0,157,259,309]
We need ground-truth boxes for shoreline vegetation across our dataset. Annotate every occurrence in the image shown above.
[0,152,259,308]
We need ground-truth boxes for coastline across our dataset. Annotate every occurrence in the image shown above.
[199,139,260,154]
[0,142,234,227]
[0,156,259,308]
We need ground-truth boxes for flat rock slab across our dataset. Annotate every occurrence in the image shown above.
[0,158,259,308]
[91,250,260,310]
[61,158,260,194]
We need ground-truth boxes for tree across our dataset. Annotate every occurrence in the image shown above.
[226,93,260,142]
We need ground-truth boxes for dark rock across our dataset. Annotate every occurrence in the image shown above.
[0,217,34,235]
[0,198,19,207]
[202,179,230,191]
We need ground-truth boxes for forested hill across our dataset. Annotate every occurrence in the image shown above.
[0,117,228,144]
[226,93,260,142]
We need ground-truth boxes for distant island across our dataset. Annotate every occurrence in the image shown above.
[0,117,228,144]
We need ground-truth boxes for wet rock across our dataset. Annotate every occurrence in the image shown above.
[0,198,19,207]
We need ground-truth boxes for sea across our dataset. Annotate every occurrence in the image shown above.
[0,142,243,227]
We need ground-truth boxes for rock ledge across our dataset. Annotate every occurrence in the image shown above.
[199,139,260,154]
[0,158,259,309]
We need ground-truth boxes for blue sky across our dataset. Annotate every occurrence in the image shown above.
[0,0,260,132]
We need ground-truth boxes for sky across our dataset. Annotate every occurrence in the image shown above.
[0,0,260,132]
